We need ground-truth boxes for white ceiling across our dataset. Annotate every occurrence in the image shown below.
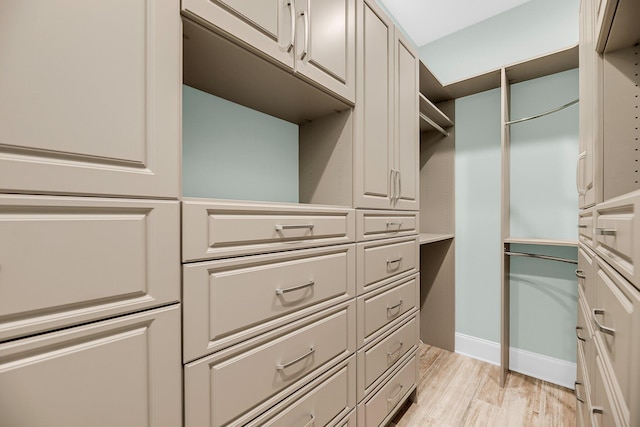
[378,0,533,46]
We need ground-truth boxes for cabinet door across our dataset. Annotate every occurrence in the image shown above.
[354,0,395,209]
[0,305,182,427]
[295,0,356,103]
[182,0,294,69]
[0,0,180,198]
[394,31,419,211]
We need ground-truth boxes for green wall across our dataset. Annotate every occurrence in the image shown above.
[182,85,299,202]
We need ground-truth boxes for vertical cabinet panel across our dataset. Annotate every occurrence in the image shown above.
[0,305,182,427]
[0,0,180,198]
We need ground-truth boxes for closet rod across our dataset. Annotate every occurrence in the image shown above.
[505,251,578,265]
[420,112,450,137]
[505,98,579,125]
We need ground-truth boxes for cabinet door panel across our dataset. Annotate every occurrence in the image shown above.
[295,0,355,103]
[394,33,419,210]
[0,0,180,198]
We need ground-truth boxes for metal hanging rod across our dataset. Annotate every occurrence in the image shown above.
[505,98,579,125]
[420,112,450,137]
[505,251,578,265]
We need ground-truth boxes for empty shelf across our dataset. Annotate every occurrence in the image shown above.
[419,93,454,128]
[419,233,455,245]
[504,237,578,247]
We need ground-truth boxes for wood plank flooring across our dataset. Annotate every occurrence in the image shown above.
[390,344,576,426]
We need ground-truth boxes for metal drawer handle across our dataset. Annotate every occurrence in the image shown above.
[387,257,403,268]
[595,228,616,236]
[575,269,586,279]
[275,224,314,231]
[275,280,315,296]
[387,300,403,312]
[593,309,615,336]
[576,326,586,342]
[386,384,404,403]
[574,381,585,403]
[387,342,404,357]
[592,407,604,415]
[302,414,315,427]
[386,221,403,228]
[276,347,315,370]
[577,224,588,229]
[286,1,296,53]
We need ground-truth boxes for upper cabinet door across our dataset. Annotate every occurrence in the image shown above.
[294,0,356,103]
[394,31,419,211]
[182,0,295,70]
[0,0,180,199]
[354,0,395,209]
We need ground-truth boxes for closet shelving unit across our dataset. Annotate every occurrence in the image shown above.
[417,61,456,351]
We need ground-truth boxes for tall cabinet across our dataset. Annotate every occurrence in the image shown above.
[0,1,182,426]
[576,0,640,426]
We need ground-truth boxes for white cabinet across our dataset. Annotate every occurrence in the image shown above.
[0,0,181,199]
[182,0,355,103]
[354,0,419,211]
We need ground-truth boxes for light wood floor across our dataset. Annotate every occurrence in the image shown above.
[390,344,576,426]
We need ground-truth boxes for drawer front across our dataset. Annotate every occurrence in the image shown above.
[182,199,355,261]
[356,210,418,241]
[594,192,639,286]
[592,354,626,427]
[183,244,355,360]
[337,410,356,427]
[579,244,597,309]
[593,259,639,410]
[358,315,418,400]
[579,210,594,248]
[358,275,419,345]
[357,236,419,294]
[253,358,356,427]
[185,302,355,427]
[578,291,596,390]
[576,346,591,427]
[360,354,417,427]
[0,195,179,341]
[0,305,181,427]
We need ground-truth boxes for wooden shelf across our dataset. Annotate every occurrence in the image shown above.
[504,237,578,247]
[419,233,455,245]
[419,61,454,103]
[419,93,454,128]
[597,0,640,53]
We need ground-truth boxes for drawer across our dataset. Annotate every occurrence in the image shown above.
[356,210,418,242]
[593,258,639,416]
[357,353,417,427]
[578,244,597,309]
[0,194,179,342]
[579,209,594,248]
[357,236,419,294]
[182,198,355,261]
[594,190,640,287]
[357,315,418,401]
[357,274,419,346]
[576,345,592,427]
[0,305,181,427]
[337,410,356,427]
[185,301,356,427]
[592,354,626,427]
[183,244,355,361]
[247,357,356,427]
[578,290,596,391]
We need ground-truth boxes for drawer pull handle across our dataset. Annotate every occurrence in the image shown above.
[592,407,604,415]
[595,228,616,236]
[576,326,586,342]
[575,269,586,279]
[387,257,403,268]
[386,384,404,403]
[577,224,588,229]
[276,347,315,370]
[275,280,315,296]
[387,342,404,357]
[386,221,403,228]
[302,414,315,427]
[593,309,615,336]
[275,224,314,231]
[574,381,585,403]
[387,300,403,312]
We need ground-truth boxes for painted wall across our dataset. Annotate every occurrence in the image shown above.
[182,85,299,202]
[419,0,579,84]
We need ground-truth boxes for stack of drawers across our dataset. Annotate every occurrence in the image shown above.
[354,211,420,427]
[576,190,640,427]
[181,199,357,426]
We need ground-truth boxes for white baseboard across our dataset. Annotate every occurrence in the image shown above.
[454,333,576,389]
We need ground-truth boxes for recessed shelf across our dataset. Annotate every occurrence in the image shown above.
[419,233,455,245]
[597,0,640,53]
[504,237,578,247]
[419,93,454,128]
